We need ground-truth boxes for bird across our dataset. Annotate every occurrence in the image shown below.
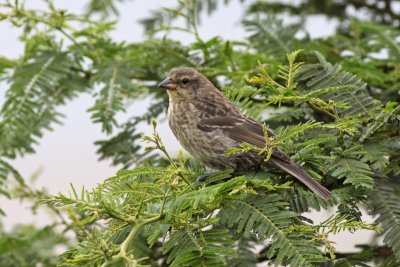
[158,67,331,199]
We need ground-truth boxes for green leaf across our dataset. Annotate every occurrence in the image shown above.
[163,228,236,267]
[330,158,374,188]
[0,51,85,158]
[368,184,400,261]
[297,51,381,119]
[219,194,327,266]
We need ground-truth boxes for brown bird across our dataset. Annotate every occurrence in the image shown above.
[158,67,331,199]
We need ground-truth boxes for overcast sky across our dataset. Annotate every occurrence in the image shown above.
[0,0,377,254]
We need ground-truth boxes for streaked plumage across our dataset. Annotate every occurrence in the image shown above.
[158,67,331,199]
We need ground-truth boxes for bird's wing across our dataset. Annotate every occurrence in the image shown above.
[193,93,330,199]
[198,113,268,147]
[197,108,291,163]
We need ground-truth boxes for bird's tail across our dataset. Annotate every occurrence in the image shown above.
[269,159,331,200]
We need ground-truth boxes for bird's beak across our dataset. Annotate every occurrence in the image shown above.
[158,77,176,90]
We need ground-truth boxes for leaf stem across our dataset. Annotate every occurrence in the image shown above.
[123,215,162,256]
[308,102,336,120]
[101,190,168,266]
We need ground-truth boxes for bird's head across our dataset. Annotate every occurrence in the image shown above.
[158,67,215,101]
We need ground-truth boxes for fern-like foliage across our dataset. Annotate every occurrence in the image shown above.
[219,193,327,266]
[330,157,374,189]
[0,224,68,266]
[278,49,304,91]
[95,120,153,169]
[297,51,381,119]
[354,21,400,62]
[332,250,373,267]
[95,104,166,169]
[226,235,260,267]
[285,187,338,214]
[222,86,263,121]
[249,50,303,93]
[88,63,136,134]
[368,184,400,260]
[0,51,86,201]
[268,106,313,123]
[3,0,400,266]
[0,51,84,158]
[248,50,379,124]
[165,176,246,223]
[0,159,24,212]
[361,101,400,142]
[243,15,303,58]
[163,228,236,267]
[139,0,237,34]
[377,256,400,267]
[328,145,374,189]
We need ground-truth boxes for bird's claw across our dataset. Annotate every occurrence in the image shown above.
[196,174,210,183]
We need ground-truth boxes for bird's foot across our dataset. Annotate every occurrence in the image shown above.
[196,174,211,183]
[196,170,242,184]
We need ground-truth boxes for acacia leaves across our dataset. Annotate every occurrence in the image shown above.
[368,185,400,261]
[88,64,130,134]
[48,49,399,266]
[163,229,236,267]
[0,51,83,158]
[220,194,327,266]
[1,0,400,266]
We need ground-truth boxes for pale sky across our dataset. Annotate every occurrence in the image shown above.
[0,0,375,254]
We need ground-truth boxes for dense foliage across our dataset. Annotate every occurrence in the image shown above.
[0,0,400,266]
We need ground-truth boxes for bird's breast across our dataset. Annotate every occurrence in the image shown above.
[168,102,202,144]
[167,101,237,170]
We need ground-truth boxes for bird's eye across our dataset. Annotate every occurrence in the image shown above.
[182,78,189,84]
